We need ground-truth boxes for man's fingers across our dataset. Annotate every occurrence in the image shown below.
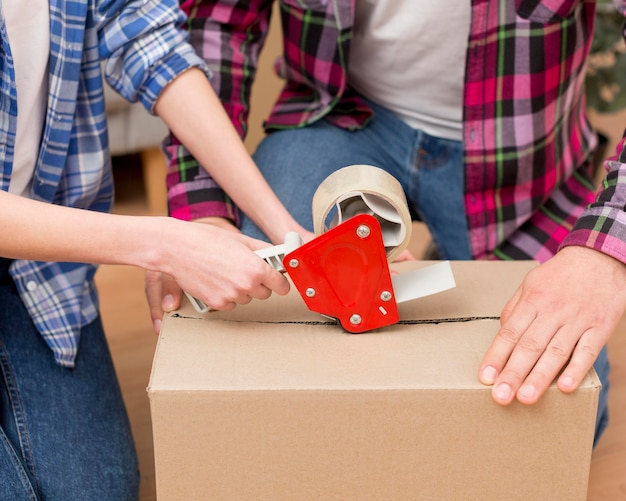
[392,248,417,262]
[145,271,164,333]
[145,271,183,334]
[499,286,522,326]
[160,273,182,312]
[513,325,582,404]
[478,292,534,387]
[558,328,604,393]
[488,315,563,405]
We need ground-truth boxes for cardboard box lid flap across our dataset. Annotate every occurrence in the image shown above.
[179,261,537,324]
[149,261,598,391]
[149,316,600,393]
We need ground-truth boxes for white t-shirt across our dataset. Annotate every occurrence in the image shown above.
[348,0,470,141]
[1,0,50,197]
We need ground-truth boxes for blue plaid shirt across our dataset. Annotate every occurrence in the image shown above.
[0,0,207,367]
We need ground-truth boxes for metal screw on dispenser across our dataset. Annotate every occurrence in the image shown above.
[356,225,370,238]
[380,291,392,302]
[349,314,362,325]
[289,259,299,269]
[305,288,316,298]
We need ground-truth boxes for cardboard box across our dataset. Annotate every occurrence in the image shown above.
[148,261,599,500]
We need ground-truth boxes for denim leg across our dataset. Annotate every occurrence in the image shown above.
[593,346,610,446]
[407,133,471,259]
[0,279,139,500]
[244,101,471,259]
[241,112,419,241]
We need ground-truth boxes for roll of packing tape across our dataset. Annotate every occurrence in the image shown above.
[311,164,412,262]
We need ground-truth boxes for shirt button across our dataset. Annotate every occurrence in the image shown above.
[26,281,38,292]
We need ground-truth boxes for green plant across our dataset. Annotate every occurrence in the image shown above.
[586,1,626,112]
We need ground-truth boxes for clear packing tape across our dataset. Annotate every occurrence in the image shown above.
[186,164,456,331]
[312,164,412,262]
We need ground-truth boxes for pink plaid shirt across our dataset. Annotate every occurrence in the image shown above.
[166,0,626,264]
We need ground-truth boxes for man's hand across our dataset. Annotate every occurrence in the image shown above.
[479,246,626,405]
[393,248,417,262]
[145,270,182,334]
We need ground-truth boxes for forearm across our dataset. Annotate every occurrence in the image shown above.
[0,191,173,272]
[155,68,300,243]
[177,0,272,136]
[0,191,291,317]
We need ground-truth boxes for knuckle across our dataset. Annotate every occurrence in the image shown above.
[205,295,229,310]
[145,270,160,284]
[503,368,528,383]
[516,335,544,354]
[495,326,522,345]
[237,295,252,305]
[576,343,599,360]
[545,341,570,360]
[499,306,513,324]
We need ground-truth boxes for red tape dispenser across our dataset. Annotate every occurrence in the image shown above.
[185,165,456,330]
[283,164,457,333]
[284,213,398,333]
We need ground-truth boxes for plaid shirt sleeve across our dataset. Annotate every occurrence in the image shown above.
[97,0,210,113]
[560,1,626,262]
[163,0,371,222]
[561,136,626,262]
[164,0,274,223]
[3,0,209,368]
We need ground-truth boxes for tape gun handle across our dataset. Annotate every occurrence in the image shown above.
[184,232,303,314]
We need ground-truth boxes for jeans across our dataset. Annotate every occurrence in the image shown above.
[241,99,610,445]
[594,346,610,446]
[242,99,472,260]
[0,259,139,500]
